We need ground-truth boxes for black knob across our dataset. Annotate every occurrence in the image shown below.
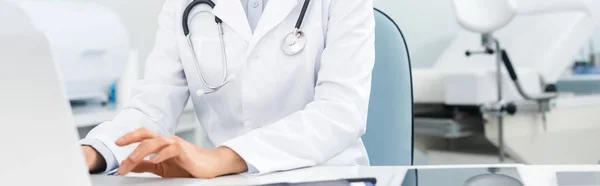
[465,48,495,57]
[544,84,557,93]
[503,103,517,115]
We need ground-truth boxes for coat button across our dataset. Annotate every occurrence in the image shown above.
[251,0,259,8]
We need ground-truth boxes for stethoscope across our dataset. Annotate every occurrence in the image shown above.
[183,0,311,96]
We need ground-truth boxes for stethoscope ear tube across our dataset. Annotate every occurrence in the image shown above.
[294,0,310,29]
[182,0,217,36]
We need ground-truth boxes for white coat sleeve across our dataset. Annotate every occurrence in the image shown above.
[221,0,375,174]
[80,0,189,173]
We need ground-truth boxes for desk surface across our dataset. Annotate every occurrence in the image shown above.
[91,164,600,186]
[92,166,400,186]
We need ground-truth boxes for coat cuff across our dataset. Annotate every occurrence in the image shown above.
[79,138,119,174]
[219,136,264,175]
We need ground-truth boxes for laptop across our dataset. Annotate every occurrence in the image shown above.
[0,32,91,185]
[0,20,210,185]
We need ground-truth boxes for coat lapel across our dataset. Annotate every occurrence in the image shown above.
[212,0,253,42]
[246,0,299,56]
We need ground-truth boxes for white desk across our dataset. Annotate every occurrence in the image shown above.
[92,166,400,186]
[206,166,401,185]
[92,165,600,186]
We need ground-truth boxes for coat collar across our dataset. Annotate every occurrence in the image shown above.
[251,0,299,41]
[246,0,300,56]
[212,0,301,55]
[212,0,253,42]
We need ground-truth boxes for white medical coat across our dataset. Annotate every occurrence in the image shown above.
[82,0,375,174]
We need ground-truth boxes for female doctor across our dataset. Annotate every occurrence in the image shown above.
[80,0,375,178]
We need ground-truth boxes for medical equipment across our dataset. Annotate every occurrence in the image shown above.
[9,0,129,103]
[400,167,523,186]
[183,0,311,96]
[281,0,310,55]
[464,168,524,186]
[412,0,600,164]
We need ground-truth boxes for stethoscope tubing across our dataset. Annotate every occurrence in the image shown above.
[183,0,310,94]
[183,0,220,36]
[295,0,310,30]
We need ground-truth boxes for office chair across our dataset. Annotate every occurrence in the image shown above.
[362,8,414,166]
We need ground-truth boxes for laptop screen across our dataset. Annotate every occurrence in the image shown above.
[400,167,523,186]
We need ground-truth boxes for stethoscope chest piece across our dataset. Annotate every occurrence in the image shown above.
[184,0,311,96]
[281,29,307,55]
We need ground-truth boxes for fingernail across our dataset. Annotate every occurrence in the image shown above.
[116,138,124,145]
[118,165,127,175]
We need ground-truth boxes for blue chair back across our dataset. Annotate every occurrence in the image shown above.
[362,8,414,166]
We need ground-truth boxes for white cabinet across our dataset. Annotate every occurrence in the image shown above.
[74,102,204,146]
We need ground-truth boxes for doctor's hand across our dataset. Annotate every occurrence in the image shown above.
[115,128,248,178]
[82,146,106,173]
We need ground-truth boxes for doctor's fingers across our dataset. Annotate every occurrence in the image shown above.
[128,137,176,162]
[118,137,175,175]
[130,160,163,175]
[150,144,183,164]
[116,127,160,146]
